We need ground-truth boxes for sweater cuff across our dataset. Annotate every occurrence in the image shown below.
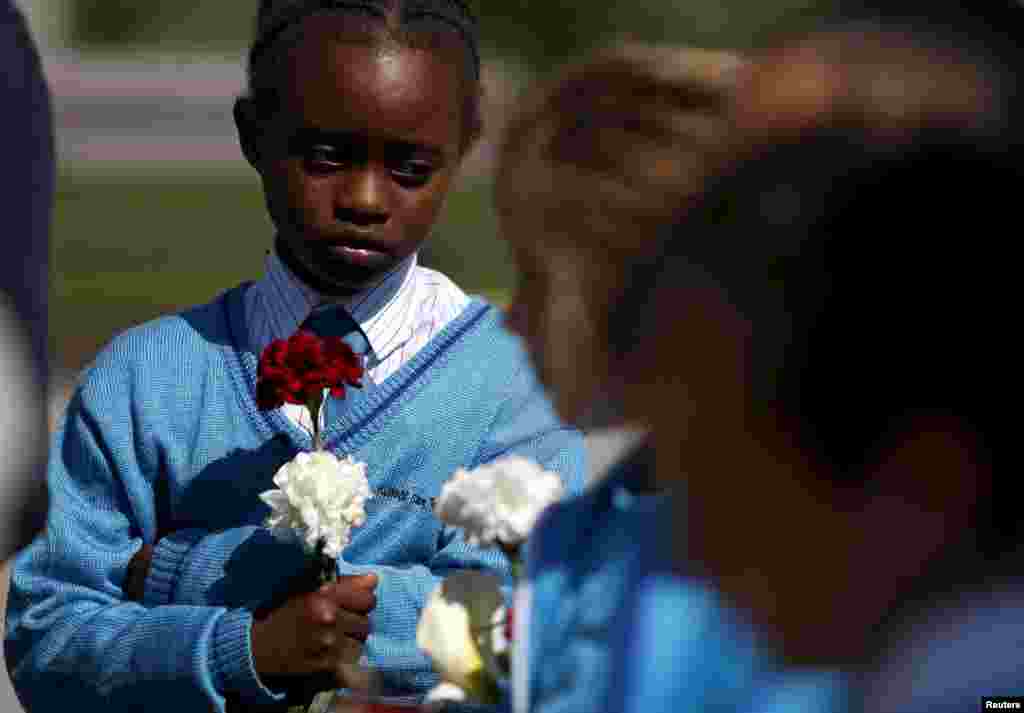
[211,609,287,706]
[144,529,206,605]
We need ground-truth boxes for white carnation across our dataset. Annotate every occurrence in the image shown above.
[417,571,503,694]
[435,456,564,548]
[424,682,468,706]
[490,604,510,658]
[259,450,370,560]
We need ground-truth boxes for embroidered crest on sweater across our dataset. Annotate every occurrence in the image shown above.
[373,486,437,513]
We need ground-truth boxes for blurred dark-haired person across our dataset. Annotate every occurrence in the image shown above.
[1,0,52,560]
[497,43,848,713]
[610,30,1018,713]
[838,0,1024,122]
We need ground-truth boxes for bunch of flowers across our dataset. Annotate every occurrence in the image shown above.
[255,330,369,713]
[416,570,506,706]
[417,456,565,706]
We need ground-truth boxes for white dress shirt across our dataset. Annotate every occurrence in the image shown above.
[244,248,469,433]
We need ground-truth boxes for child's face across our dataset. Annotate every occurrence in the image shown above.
[251,24,465,294]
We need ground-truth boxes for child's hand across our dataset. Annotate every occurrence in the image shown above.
[250,574,378,684]
[123,543,154,601]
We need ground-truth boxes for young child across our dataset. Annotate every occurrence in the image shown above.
[495,44,842,713]
[608,27,1016,713]
[4,2,585,711]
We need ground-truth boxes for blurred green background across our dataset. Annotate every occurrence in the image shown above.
[45,0,833,375]
[67,0,829,61]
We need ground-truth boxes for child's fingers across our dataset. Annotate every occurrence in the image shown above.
[303,591,339,625]
[333,609,371,643]
[312,635,364,679]
[339,573,378,590]
[322,575,378,613]
[316,629,336,651]
[332,635,365,670]
[336,662,380,693]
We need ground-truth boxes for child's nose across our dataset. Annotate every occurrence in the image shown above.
[335,167,389,227]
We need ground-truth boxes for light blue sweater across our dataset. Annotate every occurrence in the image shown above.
[525,443,846,713]
[4,287,585,713]
[859,580,1024,712]
[612,568,848,713]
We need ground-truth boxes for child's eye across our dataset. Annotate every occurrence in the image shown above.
[391,159,435,187]
[304,145,348,174]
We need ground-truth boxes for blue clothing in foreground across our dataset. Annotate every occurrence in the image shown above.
[525,442,846,713]
[522,444,758,713]
[1,0,53,556]
[614,570,848,713]
[1,0,51,389]
[4,287,586,713]
[861,581,1024,713]
[606,484,848,713]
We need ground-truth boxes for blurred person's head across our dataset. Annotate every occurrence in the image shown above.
[495,44,742,428]
[234,0,482,296]
[837,0,1024,98]
[612,30,1015,669]
[731,27,1003,142]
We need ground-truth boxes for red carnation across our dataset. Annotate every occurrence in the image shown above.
[256,330,364,449]
[321,335,365,399]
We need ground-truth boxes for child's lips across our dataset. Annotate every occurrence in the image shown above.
[321,239,391,268]
[330,244,375,258]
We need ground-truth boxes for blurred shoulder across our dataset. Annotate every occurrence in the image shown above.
[863,579,1024,713]
[528,483,604,565]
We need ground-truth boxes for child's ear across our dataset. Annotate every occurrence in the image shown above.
[234,97,265,169]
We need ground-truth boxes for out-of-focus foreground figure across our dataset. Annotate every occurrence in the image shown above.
[499,44,742,432]
[498,44,848,713]
[1,0,52,560]
[613,26,1019,713]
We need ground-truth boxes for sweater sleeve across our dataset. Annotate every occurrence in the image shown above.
[142,526,309,609]
[115,356,587,702]
[336,364,588,698]
[472,364,588,498]
[3,387,287,713]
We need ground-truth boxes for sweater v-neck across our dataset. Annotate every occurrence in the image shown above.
[222,285,493,455]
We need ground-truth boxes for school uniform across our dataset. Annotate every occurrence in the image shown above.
[521,442,847,713]
[4,251,586,712]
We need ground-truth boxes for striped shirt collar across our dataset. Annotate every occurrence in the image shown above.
[247,247,417,363]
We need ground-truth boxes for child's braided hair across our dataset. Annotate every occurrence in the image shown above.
[245,0,482,147]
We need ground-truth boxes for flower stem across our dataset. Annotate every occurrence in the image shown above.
[314,538,337,585]
[464,667,503,705]
[307,394,324,451]
[498,542,523,579]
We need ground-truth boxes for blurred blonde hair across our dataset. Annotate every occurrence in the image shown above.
[732,27,1002,143]
[496,43,743,346]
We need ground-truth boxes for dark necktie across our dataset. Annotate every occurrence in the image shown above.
[303,307,368,353]
[302,307,371,426]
